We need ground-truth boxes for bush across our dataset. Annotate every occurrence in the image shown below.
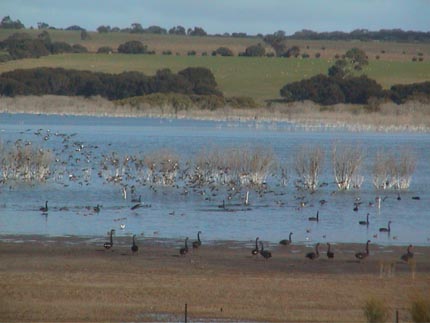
[242,43,265,57]
[214,47,234,56]
[97,46,113,54]
[117,40,147,54]
[363,298,388,323]
[51,41,73,54]
[162,50,172,55]
[72,44,88,53]
[187,50,196,56]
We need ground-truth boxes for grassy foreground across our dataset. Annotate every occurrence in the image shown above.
[0,237,429,322]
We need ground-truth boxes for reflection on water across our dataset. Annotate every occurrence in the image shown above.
[0,113,429,246]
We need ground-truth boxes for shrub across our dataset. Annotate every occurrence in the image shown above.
[315,52,321,58]
[242,43,265,57]
[363,298,388,323]
[97,46,113,54]
[294,145,324,191]
[72,44,88,53]
[187,50,196,56]
[51,41,73,54]
[214,46,234,56]
[117,40,147,54]
[162,50,172,55]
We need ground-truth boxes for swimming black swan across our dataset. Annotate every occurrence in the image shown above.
[252,237,260,255]
[180,237,189,255]
[259,241,272,259]
[379,221,392,233]
[131,203,142,210]
[308,211,319,222]
[400,244,414,263]
[131,234,138,254]
[39,201,48,213]
[104,229,115,250]
[279,232,293,245]
[326,243,334,259]
[355,240,371,260]
[306,243,320,260]
[359,213,370,226]
[192,231,202,249]
[93,204,101,213]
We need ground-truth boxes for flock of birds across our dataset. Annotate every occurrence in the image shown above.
[38,194,415,264]
[98,223,414,265]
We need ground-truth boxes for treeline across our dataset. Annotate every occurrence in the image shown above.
[3,15,429,43]
[280,75,430,105]
[289,28,430,42]
[0,32,87,60]
[0,67,221,99]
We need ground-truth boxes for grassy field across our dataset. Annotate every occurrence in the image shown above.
[0,53,429,102]
[0,28,429,102]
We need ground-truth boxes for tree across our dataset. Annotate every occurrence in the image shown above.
[37,22,50,29]
[242,43,265,57]
[283,46,300,58]
[145,25,167,34]
[0,16,25,29]
[97,25,111,33]
[130,23,144,33]
[65,25,85,31]
[263,30,287,56]
[329,48,368,79]
[168,25,186,35]
[117,40,147,54]
[187,27,207,36]
[178,67,220,95]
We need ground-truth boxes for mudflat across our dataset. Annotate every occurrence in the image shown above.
[0,236,429,322]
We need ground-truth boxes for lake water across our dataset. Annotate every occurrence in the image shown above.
[0,113,429,246]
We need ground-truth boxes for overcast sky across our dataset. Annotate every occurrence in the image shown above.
[1,0,428,35]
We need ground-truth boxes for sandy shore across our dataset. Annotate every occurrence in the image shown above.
[0,236,429,322]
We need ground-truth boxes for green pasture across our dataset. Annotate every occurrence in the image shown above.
[1,53,429,102]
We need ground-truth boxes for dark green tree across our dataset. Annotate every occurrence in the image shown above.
[117,40,147,54]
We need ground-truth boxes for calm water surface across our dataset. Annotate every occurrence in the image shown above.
[0,113,429,246]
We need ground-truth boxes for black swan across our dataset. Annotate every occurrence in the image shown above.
[252,237,260,255]
[179,237,189,255]
[359,213,370,226]
[400,244,414,262]
[39,201,48,213]
[259,241,272,259]
[192,231,202,249]
[131,234,138,254]
[104,229,115,250]
[355,240,371,260]
[379,221,392,233]
[279,232,293,245]
[306,243,320,260]
[308,211,319,222]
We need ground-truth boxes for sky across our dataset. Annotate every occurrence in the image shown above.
[1,0,429,35]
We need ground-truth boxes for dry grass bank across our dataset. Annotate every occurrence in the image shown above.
[0,237,429,322]
[1,95,430,132]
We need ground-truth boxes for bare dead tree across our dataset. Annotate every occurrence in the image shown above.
[372,148,416,190]
[332,144,364,190]
[294,145,324,191]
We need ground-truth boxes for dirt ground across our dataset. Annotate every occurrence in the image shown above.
[0,236,429,323]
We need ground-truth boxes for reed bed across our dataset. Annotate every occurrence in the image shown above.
[0,140,52,182]
[1,96,430,133]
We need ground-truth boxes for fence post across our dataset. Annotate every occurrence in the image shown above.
[184,303,188,323]
[395,309,399,323]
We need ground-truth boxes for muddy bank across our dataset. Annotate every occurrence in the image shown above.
[0,235,428,322]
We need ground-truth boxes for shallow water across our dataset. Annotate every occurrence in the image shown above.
[0,113,429,246]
